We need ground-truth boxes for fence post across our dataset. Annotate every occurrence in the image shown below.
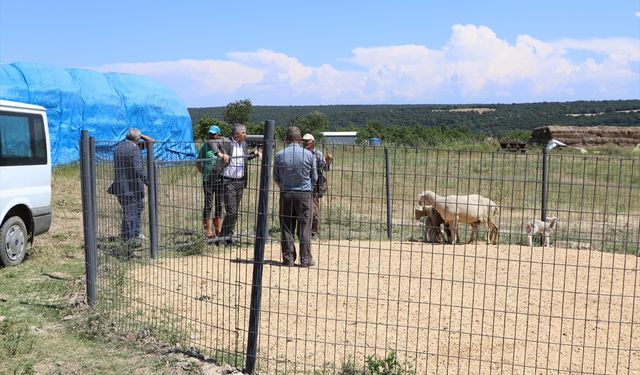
[541,139,566,245]
[146,141,159,259]
[245,120,275,374]
[541,147,549,226]
[80,130,97,306]
[384,147,392,240]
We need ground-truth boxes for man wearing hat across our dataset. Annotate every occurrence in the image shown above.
[302,133,333,238]
[196,125,224,238]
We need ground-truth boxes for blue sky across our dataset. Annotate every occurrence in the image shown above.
[1,1,639,107]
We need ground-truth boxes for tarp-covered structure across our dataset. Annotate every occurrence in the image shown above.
[0,62,196,165]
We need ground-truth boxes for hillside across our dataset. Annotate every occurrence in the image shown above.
[188,100,640,137]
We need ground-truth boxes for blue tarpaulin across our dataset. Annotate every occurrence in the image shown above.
[0,62,196,165]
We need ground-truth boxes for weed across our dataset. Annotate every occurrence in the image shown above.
[339,355,361,375]
[0,318,35,359]
[364,351,415,375]
[75,310,114,340]
[339,352,415,375]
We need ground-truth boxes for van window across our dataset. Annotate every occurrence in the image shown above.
[0,111,47,166]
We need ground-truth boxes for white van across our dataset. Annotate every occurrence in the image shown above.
[0,100,52,266]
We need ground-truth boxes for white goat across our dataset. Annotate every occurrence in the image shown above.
[526,217,559,247]
[419,190,499,245]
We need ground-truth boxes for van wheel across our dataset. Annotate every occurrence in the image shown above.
[0,217,27,266]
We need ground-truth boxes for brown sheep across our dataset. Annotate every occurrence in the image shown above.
[414,205,449,243]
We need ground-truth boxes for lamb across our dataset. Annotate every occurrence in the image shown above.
[526,217,559,247]
[414,205,449,243]
[419,190,499,245]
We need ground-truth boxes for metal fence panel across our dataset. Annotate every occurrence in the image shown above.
[86,141,639,374]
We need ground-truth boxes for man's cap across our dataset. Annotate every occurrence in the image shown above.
[302,133,315,141]
[208,125,221,134]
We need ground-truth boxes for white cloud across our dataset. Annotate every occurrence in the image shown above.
[227,49,312,83]
[86,25,640,106]
[88,59,264,104]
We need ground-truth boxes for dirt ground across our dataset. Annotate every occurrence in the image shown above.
[127,240,639,374]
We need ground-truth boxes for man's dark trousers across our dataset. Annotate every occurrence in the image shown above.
[221,178,245,237]
[279,191,313,265]
[118,195,144,240]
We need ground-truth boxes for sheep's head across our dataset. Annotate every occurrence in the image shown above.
[419,190,436,206]
[547,216,559,230]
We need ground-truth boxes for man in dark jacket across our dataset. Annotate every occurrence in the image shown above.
[108,128,152,243]
[210,124,261,243]
[302,133,333,238]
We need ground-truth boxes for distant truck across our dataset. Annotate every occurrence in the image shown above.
[0,100,52,266]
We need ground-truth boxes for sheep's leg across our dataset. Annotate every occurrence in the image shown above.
[544,234,550,247]
[443,223,452,244]
[490,223,499,244]
[422,216,431,242]
[494,224,499,244]
[468,223,478,244]
[526,223,534,246]
[449,220,458,245]
[432,224,443,243]
[485,221,491,244]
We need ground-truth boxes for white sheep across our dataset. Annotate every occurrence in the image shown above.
[419,190,499,245]
[526,217,559,247]
[414,205,449,243]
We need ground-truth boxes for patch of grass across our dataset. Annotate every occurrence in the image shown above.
[12,359,35,375]
[52,162,81,179]
[338,351,416,375]
[0,163,212,374]
[340,355,360,375]
[0,318,36,358]
[365,351,415,375]
[212,348,245,368]
[176,236,206,256]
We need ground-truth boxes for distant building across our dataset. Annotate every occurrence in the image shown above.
[322,131,357,144]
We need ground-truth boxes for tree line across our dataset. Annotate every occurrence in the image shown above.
[189,99,640,147]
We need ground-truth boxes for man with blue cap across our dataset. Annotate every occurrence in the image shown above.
[196,124,224,238]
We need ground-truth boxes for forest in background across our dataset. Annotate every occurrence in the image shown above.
[188,99,640,147]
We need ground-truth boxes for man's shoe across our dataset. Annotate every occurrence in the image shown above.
[299,260,315,268]
[282,261,294,267]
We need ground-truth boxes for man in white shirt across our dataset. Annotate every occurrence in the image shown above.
[211,124,260,243]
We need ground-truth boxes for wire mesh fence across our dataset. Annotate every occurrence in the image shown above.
[84,136,639,374]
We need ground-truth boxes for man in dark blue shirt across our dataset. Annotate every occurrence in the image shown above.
[274,127,317,267]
